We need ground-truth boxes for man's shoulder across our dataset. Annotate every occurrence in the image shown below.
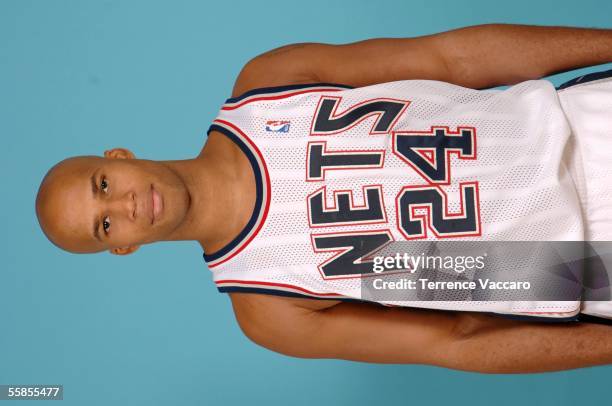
[228,293,339,341]
[227,292,347,358]
[231,44,320,99]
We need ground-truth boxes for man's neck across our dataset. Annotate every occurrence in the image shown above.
[160,131,256,254]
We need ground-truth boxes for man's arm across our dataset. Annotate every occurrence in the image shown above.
[236,297,612,373]
[233,24,612,95]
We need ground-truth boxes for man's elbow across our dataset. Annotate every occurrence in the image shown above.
[444,312,533,374]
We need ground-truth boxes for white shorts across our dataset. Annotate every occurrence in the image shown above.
[557,69,612,320]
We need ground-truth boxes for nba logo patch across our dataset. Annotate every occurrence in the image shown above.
[265,120,291,133]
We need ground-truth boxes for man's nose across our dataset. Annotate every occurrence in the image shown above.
[108,191,136,221]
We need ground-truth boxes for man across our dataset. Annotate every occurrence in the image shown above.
[36,24,612,373]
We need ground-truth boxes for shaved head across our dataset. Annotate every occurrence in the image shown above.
[36,150,191,254]
[36,156,105,253]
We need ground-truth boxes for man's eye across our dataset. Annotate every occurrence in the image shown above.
[102,216,111,233]
[100,178,109,193]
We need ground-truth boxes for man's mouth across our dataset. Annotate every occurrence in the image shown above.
[151,185,163,224]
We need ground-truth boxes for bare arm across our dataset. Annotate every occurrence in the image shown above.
[448,312,612,373]
[237,297,612,373]
[432,24,612,88]
[233,24,612,95]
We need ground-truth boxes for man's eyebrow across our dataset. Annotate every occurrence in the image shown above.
[91,169,102,243]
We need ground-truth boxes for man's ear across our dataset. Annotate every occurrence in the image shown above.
[104,148,135,159]
[109,245,140,256]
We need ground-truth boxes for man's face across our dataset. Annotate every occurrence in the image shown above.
[36,150,191,254]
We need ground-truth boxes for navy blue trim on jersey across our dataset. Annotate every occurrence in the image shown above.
[202,124,264,263]
[225,82,354,104]
[578,312,612,326]
[557,68,612,90]
[218,285,373,303]
[485,311,580,323]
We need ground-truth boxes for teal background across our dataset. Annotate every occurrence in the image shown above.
[1,0,611,404]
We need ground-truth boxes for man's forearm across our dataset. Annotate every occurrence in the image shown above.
[435,24,612,88]
[450,315,612,373]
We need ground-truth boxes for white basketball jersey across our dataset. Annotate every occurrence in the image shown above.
[203,80,584,319]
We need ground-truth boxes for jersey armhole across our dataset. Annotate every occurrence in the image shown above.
[217,284,381,306]
[225,82,354,105]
